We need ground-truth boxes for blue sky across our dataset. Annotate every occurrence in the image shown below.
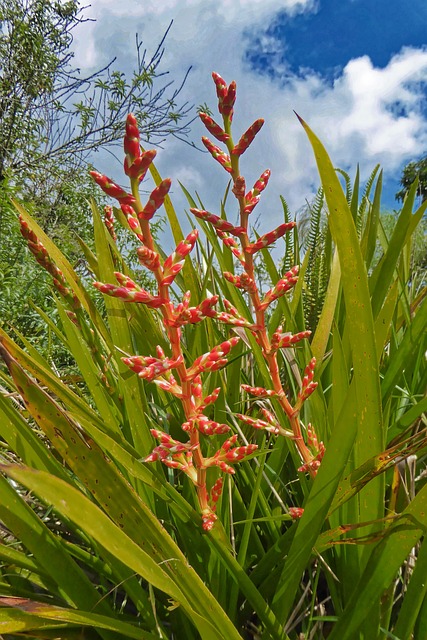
[73,0,427,228]
[245,0,427,82]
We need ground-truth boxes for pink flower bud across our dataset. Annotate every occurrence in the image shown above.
[124,113,141,159]
[216,230,245,263]
[224,443,258,461]
[231,119,264,156]
[164,230,198,271]
[103,206,117,241]
[271,329,312,351]
[241,385,277,398]
[139,179,172,220]
[201,138,233,173]
[212,72,228,102]
[298,358,318,403]
[236,413,279,435]
[94,281,166,308]
[124,149,157,180]
[200,387,221,410]
[245,222,296,255]
[210,477,223,507]
[202,509,218,531]
[137,246,161,271]
[259,266,299,310]
[244,170,271,214]
[232,175,246,198]
[195,416,230,436]
[190,208,244,236]
[289,507,304,520]
[222,80,236,119]
[223,271,257,293]
[186,336,240,379]
[122,354,184,382]
[114,272,138,289]
[90,171,136,205]
[199,112,230,143]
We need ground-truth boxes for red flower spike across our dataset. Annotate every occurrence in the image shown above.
[200,387,221,410]
[236,413,279,435]
[195,416,230,436]
[120,203,142,234]
[186,336,240,380]
[124,149,157,180]
[222,80,236,119]
[201,137,233,173]
[114,272,138,289]
[90,171,136,206]
[245,222,296,255]
[139,179,172,220]
[124,113,141,159]
[202,509,218,532]
[232,175,246,198]
[137,245,161,271]
[271,329,312,351]
[122,354,184,382]
[191,375,203,400]
[298,357,318,403]
[246,169,271,201]
[259,265,299,309]
[222,434,238,453]
[223,271,257,293]
[212,72,228,103]
[153,378,183,397]
[104,206,117,241]
[215,230,246,263]
[166,296,219,327]
[241,384,277,398]
[164,230,199,271]
[231,119,264,156]
[289,507,304,520]
[190,208,244,236]
[224,443,258,461]
[94,281,166,308]
[210,477,224,507]
[199,112,230,143]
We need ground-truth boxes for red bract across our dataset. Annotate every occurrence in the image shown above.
[271,329,312,351]
[93,281,166,308]
[103,206,116,241]
[89,171,136,205]
[124,113,141,159]
[137,246,160,270]
[201,137,233,173]
[138,179,172,220]
[199,112,230,143]
[259,266,299,309]
[231,119,264,156]
[245,222,296,255]
[124,149,157,180]
[190,208,245,236]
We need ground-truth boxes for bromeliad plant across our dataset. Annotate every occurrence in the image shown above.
[89,74,321,530]
[0,71,426,640]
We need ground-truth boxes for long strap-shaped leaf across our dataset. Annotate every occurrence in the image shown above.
[272,117,384,623]
[0,344,242,640]
[327,483,427,640]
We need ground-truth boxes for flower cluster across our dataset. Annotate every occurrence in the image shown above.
[89,73,323,529]
[194,72,323,483]
[90,111,259,530]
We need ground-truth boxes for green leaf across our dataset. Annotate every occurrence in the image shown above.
[0,597,158,639]
[327,483,427,640]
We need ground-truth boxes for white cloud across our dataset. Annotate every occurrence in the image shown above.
[73,1,427,232]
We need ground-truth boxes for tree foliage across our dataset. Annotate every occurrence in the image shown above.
[396,155,427,203]
[0,0,192,184]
